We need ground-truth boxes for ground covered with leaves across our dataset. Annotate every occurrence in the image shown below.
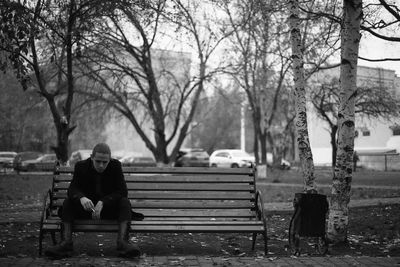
[0,171,399,258]
[1,204,399,258]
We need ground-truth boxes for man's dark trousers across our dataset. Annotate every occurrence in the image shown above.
[60,197,132,222]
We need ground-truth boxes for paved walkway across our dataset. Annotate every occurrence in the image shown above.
[0,255,399,266]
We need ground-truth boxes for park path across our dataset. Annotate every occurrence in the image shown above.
[1,255,399,266]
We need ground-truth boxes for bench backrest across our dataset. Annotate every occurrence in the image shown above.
[52,166,257,221]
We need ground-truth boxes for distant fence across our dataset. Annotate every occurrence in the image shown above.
[358,153,400,171]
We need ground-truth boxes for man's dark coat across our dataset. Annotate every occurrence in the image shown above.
[67,158,128,206]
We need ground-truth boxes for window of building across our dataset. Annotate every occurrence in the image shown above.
[389,125,400,136]
[362,130,370,136]
[393,128,400,136]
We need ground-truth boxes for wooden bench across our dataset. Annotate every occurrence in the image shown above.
[39,166,268,255]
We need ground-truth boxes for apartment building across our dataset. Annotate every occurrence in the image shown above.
[309,66,400,169]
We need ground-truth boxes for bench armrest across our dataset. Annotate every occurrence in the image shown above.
[255,190,268,227]
[40,189,53,224]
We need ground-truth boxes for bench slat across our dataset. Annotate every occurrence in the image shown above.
[54,175,253,183]
[125,176,253,183]
[56,166,254,175]
[47,209,255,218]
[46,216,255,221]
[130,201,254,209]
[134,209,256,217]
[44,219,262,225]
[43,224,264,233]
[52,191,254,200]
[54,183,254,191]
[52,199,255,209]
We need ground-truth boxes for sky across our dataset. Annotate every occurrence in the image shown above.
[359,34,400,76]
[358,0,400,76]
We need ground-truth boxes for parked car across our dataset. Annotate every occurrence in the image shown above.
[266,153,291,170]
[120,156,157,167]
[174,148,210,167]
[21,153,58,171]
[0,151,17,169]
[113,150,139,160]
[68,149,92,167]
[209,149,255,168]
[13,151,42,172]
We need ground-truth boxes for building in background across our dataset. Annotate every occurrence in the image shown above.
[309,66,400,170]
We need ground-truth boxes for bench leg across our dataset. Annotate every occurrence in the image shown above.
[289,206,301,256]
[251,233,257,250]
[263,231,268,255]
[57,222,64,243]
[51,232,57,245]
[38,229,44,256]
[39,230,58,256]
[125,222,131,241]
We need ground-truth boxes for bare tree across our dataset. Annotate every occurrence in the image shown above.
[221,0,341,173]
[288,0,399,244]
[221,0,286,165]
[361,0,400,43]
[78,0,231,164]
[327,0,363,244]
[301,0,400,62]
[0,0,113,163]
[191,86,243,154]
[293,0,399,243]
[289,0,317,191]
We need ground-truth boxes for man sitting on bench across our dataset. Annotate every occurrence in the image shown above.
[45,143,141,258]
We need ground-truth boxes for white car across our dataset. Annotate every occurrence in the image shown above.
[0,151,17,169]
[209,149,255,168]
[21,153,57,171]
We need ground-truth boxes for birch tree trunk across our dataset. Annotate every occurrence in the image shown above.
[327,0,362,243]
[289,0,316,192]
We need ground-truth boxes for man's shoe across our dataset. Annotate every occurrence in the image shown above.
[44,240,73,259]
[117,240,141,258]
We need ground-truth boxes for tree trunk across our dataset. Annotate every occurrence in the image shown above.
[54,123,71,164]
[253,123,260,164]
[289,0,316,192]
[259,131,267,164]
[327,0,362,243]
[330,125,338,167]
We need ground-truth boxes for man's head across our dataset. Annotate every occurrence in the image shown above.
[91,143,111,173]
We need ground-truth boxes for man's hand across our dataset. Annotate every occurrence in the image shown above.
[80,197,94,212]
[92,201,103,220]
